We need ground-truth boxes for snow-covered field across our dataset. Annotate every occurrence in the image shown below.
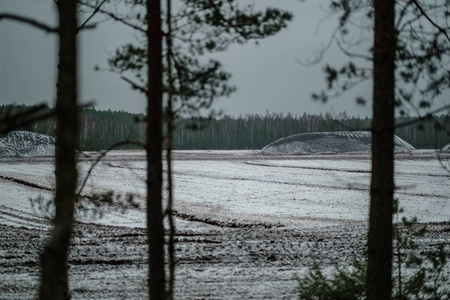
[0,150,449,299]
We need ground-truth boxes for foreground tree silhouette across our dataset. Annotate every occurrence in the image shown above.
[146,0,166,298]
[0,2,102,298]
[308,1,450,298]
[367,0,396,299]
[39,0,78,299]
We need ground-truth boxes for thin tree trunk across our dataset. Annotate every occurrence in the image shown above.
[39,0,78,299]
[146,0,166,299]
[166,0,176,298]
[367,0,396,299]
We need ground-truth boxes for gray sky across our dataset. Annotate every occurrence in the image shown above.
[2,0,444,118]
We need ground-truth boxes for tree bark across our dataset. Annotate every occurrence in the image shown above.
[146,0,166,299]
[367,0,396,299]
[166,0,176,299]
[39,0,78,299]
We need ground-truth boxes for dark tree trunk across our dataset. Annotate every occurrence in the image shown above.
[367,0,396,299]
[39,0,78,299]
[166,0,176,299]
[146,0,166,299]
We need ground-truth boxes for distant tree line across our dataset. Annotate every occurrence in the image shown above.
[176,112,450,149]
[0,105,146,150]
[1,104,449,150]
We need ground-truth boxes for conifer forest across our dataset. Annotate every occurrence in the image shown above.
[1,104,449,151]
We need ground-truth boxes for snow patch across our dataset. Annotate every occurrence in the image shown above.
[0,131,55,157]
[261,131,415,154]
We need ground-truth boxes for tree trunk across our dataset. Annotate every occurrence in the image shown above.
[146,0,166,299]
[367,0,396,299]
[166,0,176,298]
[39,0,78,299]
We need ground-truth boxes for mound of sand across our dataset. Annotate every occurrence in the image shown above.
[261,131,415,154]
[0,131,55,157]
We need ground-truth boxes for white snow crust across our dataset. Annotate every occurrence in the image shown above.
[0,150,447,229]
[0,131,55,157]
[261,131,415,154]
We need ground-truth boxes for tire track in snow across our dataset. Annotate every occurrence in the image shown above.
[0,174,263,229]
[173,169,447,199]
[0,176,53,228]
[244,161,449,178]
[0,205,50,228]
[173,210,281,229]
[245,161,371,174]
[0,175,54,191]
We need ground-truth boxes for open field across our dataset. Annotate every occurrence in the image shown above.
[1,150,449,299]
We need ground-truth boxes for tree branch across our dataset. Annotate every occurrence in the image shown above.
[121,76,147,94]
[0,13,95,34]
[77,0,108,34]
[206,0,248,39]
[0,102,94,135]
[395,104,450,129]
[410,0,450,43]
[296,27,340,67]
[77,139,146,196]
[78,1,146,34]
[336,39,373,61]
[0,13,57,33]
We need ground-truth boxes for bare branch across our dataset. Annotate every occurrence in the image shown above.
[336,39,372,61]
[396,0,414,30]
[0,13,95,34]
[77,139,146,196]
[121,76,147,93]
[78,1,146,34]
[0,102,94,135]
[77,0,108,34]
[437,150,450,175]
[296,27,340,67]
[410,0,450,43]
[0,13,57,33]
[395,104,450,129]
[433,117,450,136]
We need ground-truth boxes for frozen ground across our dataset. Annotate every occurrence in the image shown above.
[0,150,449,299]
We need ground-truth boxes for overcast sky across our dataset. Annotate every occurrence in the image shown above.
[2,1,445,118]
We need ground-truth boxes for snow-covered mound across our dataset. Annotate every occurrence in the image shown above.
[261,131,415,154]
[0,131,55,157]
